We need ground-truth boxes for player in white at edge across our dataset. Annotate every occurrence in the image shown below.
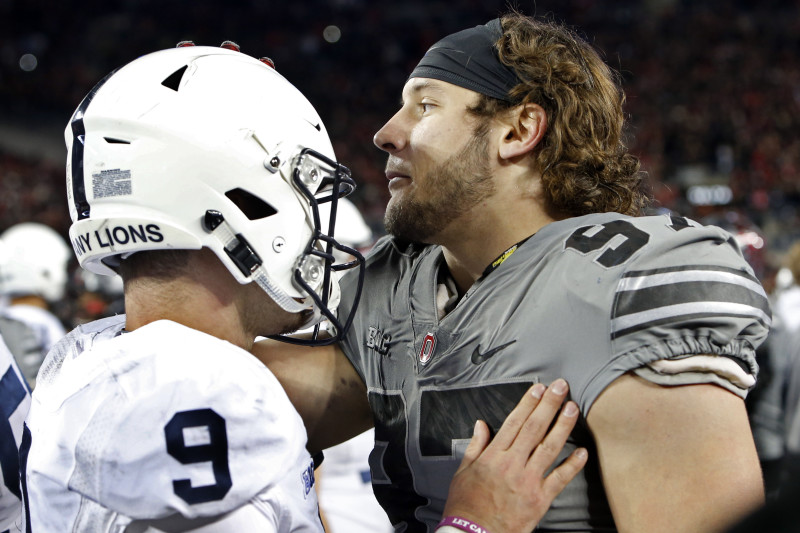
[0,332,31,533]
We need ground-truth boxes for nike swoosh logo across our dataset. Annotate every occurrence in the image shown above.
[471,340,517,365]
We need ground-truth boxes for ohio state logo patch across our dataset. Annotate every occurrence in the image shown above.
[419,332,436,366]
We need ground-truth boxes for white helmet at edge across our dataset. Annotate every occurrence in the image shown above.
[65,44,364,345]
[0,222,71,302]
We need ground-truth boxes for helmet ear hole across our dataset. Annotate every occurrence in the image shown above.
[225,188,278,220]
[104,137,130,145]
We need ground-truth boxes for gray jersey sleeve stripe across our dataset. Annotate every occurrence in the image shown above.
[611,303,772,339]
[614,281,770,318]
[622,264,760,284]
[617,269,766,297]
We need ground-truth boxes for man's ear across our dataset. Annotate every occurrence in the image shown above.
[497,103,547,160]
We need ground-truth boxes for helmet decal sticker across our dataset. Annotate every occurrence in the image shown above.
[91,169,132,199]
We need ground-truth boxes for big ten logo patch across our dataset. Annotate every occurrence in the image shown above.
[366,326,392,356]
[72,224,164,257]
[302,460,315,498]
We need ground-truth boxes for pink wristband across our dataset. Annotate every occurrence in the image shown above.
[436,516,491,533]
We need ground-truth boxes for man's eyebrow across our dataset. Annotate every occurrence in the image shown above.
[400,80,447,105]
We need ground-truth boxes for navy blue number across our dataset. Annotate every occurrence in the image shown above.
[565,220,650,267]
[164,409,232,504]
[0,365,29,499]
[19,424,32,533]
[369,383,532,532]
[368,392,428,533]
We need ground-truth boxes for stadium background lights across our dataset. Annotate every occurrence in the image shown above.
[19,54,38,72]
[686,185,734,206]
[323,25,342,43]
[735,230,765,250]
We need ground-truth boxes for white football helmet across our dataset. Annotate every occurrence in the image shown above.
[65,43,364,343]
[0,222,71,302]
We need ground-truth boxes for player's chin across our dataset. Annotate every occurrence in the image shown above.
[249,306,312,339]
[277,309,315,335]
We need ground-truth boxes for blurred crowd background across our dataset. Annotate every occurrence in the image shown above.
[2,1,800,289]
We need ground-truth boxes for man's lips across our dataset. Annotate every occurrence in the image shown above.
[386,170,410,181]
[386,170,411,192]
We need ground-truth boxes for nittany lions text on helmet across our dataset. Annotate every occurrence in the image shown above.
[64,45,364,343]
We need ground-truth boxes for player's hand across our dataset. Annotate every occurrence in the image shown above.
[440,379,587,533]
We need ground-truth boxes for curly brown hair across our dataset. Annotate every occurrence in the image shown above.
[468,12,650,216]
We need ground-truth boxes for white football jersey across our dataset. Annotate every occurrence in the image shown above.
[22,316,323,532]
[0,334,31,532]
[316,430,392,533]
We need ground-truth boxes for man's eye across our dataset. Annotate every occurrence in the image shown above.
[421,103,434,113]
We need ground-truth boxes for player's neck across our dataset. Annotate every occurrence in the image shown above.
[440,206,558,295]
[435,167,564,294]
[123,255,254,351]
[126,301,254,351]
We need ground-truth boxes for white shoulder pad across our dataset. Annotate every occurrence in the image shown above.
[634,354,756,398]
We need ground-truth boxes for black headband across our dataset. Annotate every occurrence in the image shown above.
[409,18,521,103]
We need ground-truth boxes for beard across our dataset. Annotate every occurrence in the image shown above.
[383,124,494,243]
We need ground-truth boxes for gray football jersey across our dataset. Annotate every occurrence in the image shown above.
[337,212,771,532]
[0,316,39,385]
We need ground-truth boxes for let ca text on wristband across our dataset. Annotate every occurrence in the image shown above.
[436,516,492,533]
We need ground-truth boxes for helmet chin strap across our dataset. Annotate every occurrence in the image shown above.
[202,210,312,315]
[251,266,310,315]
